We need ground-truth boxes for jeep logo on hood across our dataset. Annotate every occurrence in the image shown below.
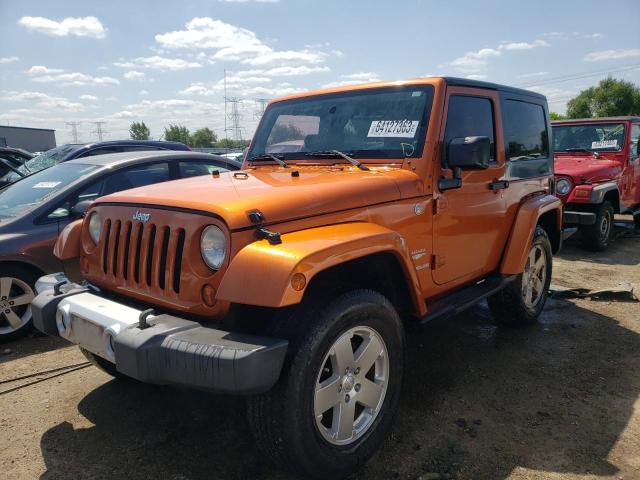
[133,210,151,222]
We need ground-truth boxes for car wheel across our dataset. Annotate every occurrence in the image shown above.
[0,266,38,343]
[581,201,614,251]
[247,290,405,479]
[488,226,552,327]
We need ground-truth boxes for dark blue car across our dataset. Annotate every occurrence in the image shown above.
[1,140,190,185]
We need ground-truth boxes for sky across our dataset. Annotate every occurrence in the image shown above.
[1,0,639,145]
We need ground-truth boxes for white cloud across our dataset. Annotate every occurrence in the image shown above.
[584,49,640,61]
[466,74,488,80]
[450,39,549,73]
[18,16,106,39]
[0,90,85,111]
[179,79,302,98]
[79,94,98,101]
[321,72,381,89]
[26,66,120,86]
[543,31,602,40]
[155,17,328,67]
[218,0,279,2]
[0,56,19,64]
[124,70,146,80]
[517,71,549,79]
[139,90,149,96]
[114,56,201,71]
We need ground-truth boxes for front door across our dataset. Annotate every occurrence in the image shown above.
[432,88,508,285]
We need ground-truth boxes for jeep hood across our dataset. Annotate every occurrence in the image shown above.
[554,155,623,183]
[95,166,423,230]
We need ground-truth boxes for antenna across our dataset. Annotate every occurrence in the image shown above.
[254,98,270,119]
[91,121,107,141]
[224,69,227,139]
[65,121,81,143]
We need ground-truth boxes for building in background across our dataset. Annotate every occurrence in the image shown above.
[0,125,56,152]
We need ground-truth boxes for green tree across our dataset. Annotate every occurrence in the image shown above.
[549,112,566,121]
[215,138,249,149]
[129,121,150,140]
[566,77,640,118]
[163,124,191,145]
[190,127,218,148]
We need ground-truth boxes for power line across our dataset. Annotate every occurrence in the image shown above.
[65,121,80,143]
[516,63,640,88]
[225,97,244,142]
[91,121,107,141]
[254,98,270,120]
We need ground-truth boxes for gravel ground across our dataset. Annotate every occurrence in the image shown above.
[1,219,639,480]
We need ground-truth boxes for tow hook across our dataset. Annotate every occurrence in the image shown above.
[138,309,155,330]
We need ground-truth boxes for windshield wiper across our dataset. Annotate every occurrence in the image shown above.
[248,153,289,168]
[0,158,25,178]
[305,150,369,171]
[564,148,592,153]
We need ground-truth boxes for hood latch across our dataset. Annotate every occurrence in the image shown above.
[247,209,282,245]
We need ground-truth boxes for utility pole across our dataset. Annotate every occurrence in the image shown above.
[225,98,243,142]
[65,121,81,143]
[91,121,107,141]
[254,98,270,119]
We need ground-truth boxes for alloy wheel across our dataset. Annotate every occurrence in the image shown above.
[0,277,35,335]
[521,245,547,308]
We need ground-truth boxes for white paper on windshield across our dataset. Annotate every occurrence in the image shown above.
[368,120,419,138]
[33,181,61,189]
[591,139,617,149]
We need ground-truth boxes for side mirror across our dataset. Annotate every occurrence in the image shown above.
[447,136,491,170]
[71,199,93,218]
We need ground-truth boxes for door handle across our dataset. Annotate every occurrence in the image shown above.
[488,180,509,190]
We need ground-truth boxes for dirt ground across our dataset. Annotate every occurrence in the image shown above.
[1,219,639,480]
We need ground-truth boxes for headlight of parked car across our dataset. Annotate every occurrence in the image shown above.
[201,225,227,270]
[88,212,102,243]
[556,178,572,196]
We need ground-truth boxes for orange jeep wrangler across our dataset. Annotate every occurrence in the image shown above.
[32,77,562,479]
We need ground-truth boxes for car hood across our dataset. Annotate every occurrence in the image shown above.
[554,155,624,183]
[95,165,424,230]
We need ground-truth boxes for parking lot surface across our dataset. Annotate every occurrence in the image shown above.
[1,221,639,480]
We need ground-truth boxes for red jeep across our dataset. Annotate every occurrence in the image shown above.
[552,117,640,250]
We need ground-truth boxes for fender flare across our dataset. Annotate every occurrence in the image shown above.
[54,219,83,260]
[216,222,425,314]
[590,182,619,207]
[500,194,562,275]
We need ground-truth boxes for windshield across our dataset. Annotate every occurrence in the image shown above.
[19,144,80,175]
[249,86,434,160]
[0,163,97,219]
[553,123,626,153]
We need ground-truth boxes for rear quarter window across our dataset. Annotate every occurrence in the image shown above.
[502,100,550,179]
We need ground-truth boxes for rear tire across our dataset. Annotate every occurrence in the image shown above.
[80,347,133,381]
[0,265,39,343]
[581,201,614,251]
[247,290,405,479]
[488,226,552,327]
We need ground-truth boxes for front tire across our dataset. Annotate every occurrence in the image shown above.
[581,201,614,251]
[247,290,405,479]
[488,226,552,327]
[0,265,38,343]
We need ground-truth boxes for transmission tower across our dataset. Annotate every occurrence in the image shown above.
[91,121,107,141]
[225,97,244,142]
[254,98,270,119]
[65,122,81,143]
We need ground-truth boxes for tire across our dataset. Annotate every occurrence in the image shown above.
[581,201,614,251]
[488,226,552,327]
[247,290,405,479]
[634,213,640,230]
[0,265,39,343]
[79,347,133,381]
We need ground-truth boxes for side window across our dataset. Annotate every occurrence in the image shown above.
[81,147,123,157]
[444,95,496,164]
[631,124,640,156]
[178,161,231,178]
[503,100,549,160]
[120,146,163,153]
[102,162,170,195]
[46,180,105,220]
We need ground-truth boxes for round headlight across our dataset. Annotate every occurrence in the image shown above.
[88,212,102,243]
[201,225,227,270]
[556,178,572,196]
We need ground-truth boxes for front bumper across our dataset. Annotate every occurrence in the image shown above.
[32,274,288,394]
[563,210,596,226]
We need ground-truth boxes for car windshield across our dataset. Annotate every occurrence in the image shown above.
[553,123,626,153]
[249,86,435,160]
[19,144,80,175]
[0,163,97,219]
